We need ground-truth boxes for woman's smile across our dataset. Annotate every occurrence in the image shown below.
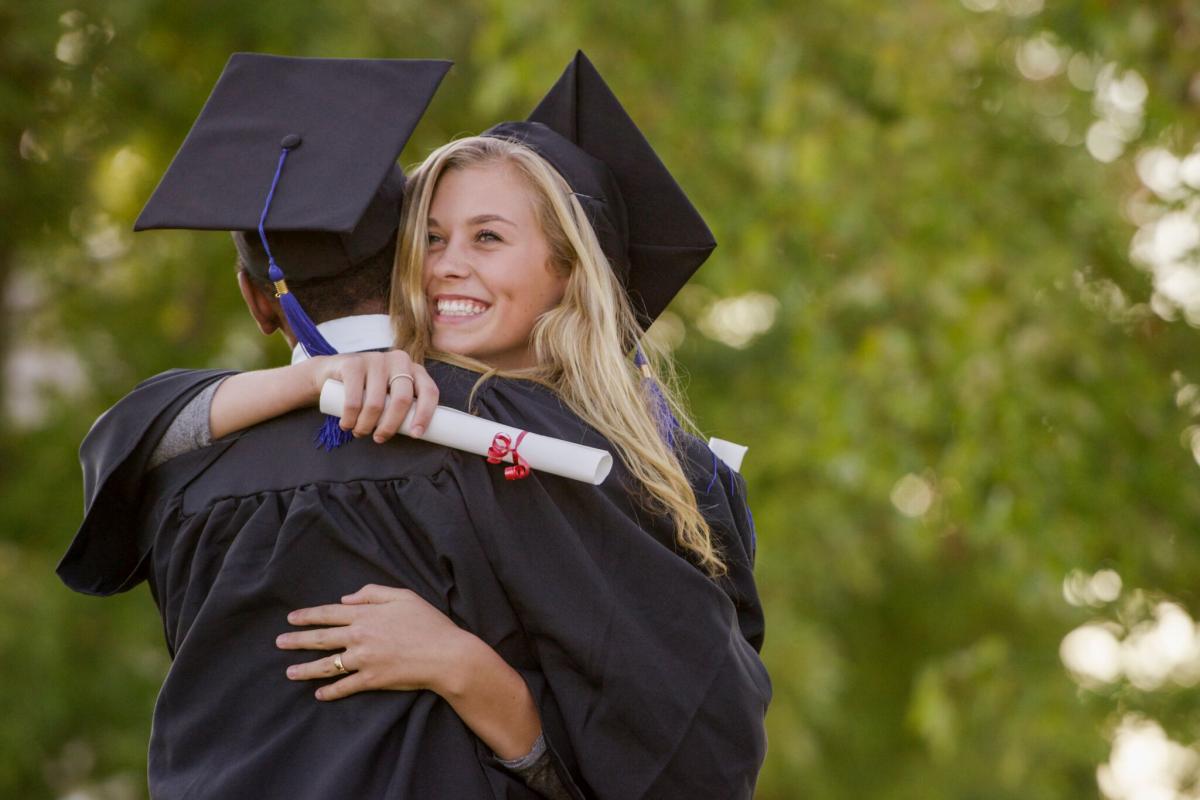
[423,161,567,370]
[432,294,491,322]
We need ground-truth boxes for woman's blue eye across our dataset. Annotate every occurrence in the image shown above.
[476,230,501,243]
[427,233,443,245]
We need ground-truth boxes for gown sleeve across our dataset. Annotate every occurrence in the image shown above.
[57,368,237,596]
[427,373,771,800]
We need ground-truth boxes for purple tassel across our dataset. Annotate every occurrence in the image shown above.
[270,265,351,450]
[710,446,757,554]
[271,266,337,356]
[258,144,351,450]
[706,450,720,494]
[634,345,678,447]
[727,461,756,552]
[316,414,354,451]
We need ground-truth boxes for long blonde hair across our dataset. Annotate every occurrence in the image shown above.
[390,136,725,576]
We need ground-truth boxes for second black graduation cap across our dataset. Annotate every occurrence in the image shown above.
[484,51,716,328]
[134,52,452,283]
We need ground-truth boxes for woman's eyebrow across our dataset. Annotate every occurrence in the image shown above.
[426,214,516,228]
[467,214,515,227]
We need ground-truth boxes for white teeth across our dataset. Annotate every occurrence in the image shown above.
[436,299,488,316]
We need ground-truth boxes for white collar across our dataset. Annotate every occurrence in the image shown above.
[290,314,393,364]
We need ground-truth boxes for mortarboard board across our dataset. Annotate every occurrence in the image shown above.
[134,52,451,449]
[135,52,451,284]
[483,51,716,329]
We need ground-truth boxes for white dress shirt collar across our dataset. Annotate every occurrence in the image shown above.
[290,314,393,364]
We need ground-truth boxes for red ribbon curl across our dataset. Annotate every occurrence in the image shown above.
[486,430,531,480]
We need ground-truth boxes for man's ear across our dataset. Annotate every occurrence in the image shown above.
[237,269,283,336]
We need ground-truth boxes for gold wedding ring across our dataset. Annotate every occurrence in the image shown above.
[333,653,347,674]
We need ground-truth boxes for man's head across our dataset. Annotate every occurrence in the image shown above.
[237,234,395,345]
[131,53,452,350]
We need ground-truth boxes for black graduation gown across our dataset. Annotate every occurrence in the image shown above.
[59,362,770,799]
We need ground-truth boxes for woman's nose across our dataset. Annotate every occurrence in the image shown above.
[430,237,471,278]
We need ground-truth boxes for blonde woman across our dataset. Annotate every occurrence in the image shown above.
[104,54,769,798]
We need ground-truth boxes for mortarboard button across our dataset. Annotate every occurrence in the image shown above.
[133,53,452,283]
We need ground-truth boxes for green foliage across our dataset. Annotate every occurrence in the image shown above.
[3,1,1199,797]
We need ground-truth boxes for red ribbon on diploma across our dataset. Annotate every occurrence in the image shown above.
[487,430,531,480]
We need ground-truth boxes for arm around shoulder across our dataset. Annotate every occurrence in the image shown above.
[209,358,325,439]
[209,350,440,442]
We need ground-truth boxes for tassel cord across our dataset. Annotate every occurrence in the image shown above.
[257,145,350,449]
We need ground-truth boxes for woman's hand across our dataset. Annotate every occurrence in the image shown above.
[277,584,473,701]
[278,583,544,759]
[306,349,440,442]
[210,349,439,442]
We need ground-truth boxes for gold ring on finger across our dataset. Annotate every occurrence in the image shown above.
[333,652,347,674]
[388,373,415,391]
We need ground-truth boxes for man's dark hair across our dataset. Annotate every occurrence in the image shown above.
[242,234,395,324]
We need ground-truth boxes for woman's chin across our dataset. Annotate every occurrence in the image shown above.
[432,330,484,360]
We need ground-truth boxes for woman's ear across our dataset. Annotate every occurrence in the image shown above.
[237,269,284,336]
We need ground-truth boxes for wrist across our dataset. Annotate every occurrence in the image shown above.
[299,356,331,403]
[431,631,543,761]
[435,630,489,700]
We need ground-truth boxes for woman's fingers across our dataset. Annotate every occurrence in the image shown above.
[341,583,406,604]
[373,354,440,443]
[336,356,367,432]
[313,350,439,443]
[278,604,357,652]
[280,585,463,699]
[315,670,373,701]
[275,625,352,651]
[408,365,440,439]
[287,603,359,626]
[354,353,389,438]
[373,351,416,443]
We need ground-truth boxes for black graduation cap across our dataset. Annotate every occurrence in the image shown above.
[134,52,452,284]
[484,51,716,328]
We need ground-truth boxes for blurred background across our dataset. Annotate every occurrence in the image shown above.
[3,0,1200,797]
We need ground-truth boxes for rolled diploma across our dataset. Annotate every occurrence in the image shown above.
[708,437,748,473]
[319,379,613,485]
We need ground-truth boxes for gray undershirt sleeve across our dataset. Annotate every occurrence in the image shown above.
[146,378,225,470]
[496,734,573,799]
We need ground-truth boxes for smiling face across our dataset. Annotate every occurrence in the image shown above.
[423,161,569,370]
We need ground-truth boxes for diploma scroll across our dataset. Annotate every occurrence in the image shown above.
[319,380,613,485]
[707,437,748,473]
